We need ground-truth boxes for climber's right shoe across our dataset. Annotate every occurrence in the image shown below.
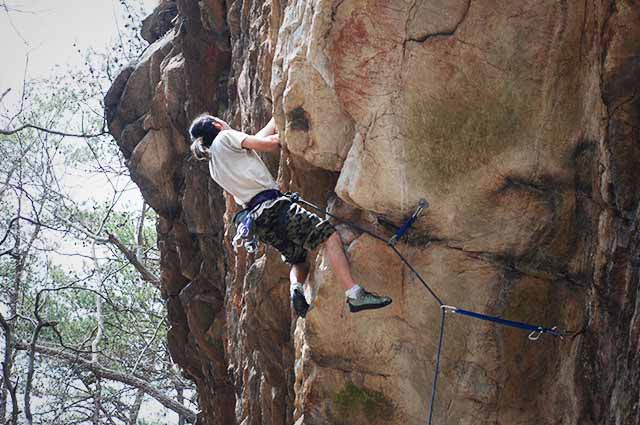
[291,287,310,318]
[347,287,392,313]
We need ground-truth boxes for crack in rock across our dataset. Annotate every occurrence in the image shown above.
[404,0,471,45]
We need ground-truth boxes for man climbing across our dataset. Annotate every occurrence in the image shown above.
[188,114,392,317]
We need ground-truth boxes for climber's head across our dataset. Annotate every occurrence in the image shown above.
[189,114,222,161]
[189,114,222,145]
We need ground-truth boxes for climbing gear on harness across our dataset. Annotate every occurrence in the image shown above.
[282,192,572,425]
[232,208,257,253]
[232,208,258,253]
[291,287,310,318]
[347,287,393,313]
[232,189,283,253]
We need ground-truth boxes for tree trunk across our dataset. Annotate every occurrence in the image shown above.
[0,314,17,425]
[128,389,145,425]
[24,324,45,425]
[176,385,185,425]
[0,190,24,425]
[91,236,104,425]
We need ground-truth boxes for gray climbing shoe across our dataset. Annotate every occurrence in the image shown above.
[291,287,310,318]
[347,288,392,313]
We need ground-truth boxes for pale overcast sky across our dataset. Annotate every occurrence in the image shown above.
[0,1,161,267]
[0,0,158,106]
[0,0,160,207]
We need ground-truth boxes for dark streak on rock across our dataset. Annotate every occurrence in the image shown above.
[313,354,392,378]
[572,140,598,196]
[287,107,311,131]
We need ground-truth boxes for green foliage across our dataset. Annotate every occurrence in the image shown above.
[332,381,394,423]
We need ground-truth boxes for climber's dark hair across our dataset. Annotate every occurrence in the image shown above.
[189,113,221,161]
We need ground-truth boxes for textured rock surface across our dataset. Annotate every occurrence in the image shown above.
[106,1,639,424]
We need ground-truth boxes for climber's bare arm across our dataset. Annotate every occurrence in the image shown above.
[255,117,276,137]
[241,116,279,151]
[211,116,279,152]
[241,134,280,152]
[212,117,276,137]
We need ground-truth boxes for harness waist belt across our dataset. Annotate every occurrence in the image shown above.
[246,189,282,211]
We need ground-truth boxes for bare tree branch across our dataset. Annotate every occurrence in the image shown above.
[1,1,29,45]
[13,342,197,422]
[0,216,64,251]
[54,214,108,244]
[1,2,40,14]
[107,233,160,287]
[0,123,108,138]
[6,55,30,126]
[131,315,164,374]
[0,88,10,105]
[135,201,147,261]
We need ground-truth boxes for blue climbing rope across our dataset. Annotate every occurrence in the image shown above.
[389,244,444,306]
[284,193,568,424]
[428,307,447,425]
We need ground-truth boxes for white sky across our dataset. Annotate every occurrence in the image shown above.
[0,0,158,104]
[1,0,159,206]
[0,0,161,216]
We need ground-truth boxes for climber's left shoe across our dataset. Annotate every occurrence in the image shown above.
[347,287,392,313]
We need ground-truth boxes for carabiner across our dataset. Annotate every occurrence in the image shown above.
[528,329,544,341]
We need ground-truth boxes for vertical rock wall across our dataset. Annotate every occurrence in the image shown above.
[105,1,639,424]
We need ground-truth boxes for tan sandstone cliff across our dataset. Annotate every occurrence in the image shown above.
[105,0,640,424]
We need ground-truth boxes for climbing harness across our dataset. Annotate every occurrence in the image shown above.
[232,189,284,253]
[283,192,571,425]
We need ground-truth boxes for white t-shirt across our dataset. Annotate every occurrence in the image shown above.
[208,129,279,206]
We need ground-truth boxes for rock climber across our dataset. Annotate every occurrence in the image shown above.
[188,114,392,317]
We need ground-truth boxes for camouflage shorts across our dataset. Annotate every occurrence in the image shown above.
[253,198,335,265]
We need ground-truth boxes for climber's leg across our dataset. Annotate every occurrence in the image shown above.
[323,232,355,290]
[289,262,310,317]
[290,261,309,286]
[254,198,392,315]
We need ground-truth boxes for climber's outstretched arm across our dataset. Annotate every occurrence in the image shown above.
[255,117,276,137]
[211,117,276,138]
[241,134,280,152]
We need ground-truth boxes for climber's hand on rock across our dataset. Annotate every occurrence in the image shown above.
[267,134,280,146]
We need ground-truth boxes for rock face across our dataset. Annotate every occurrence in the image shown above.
[105,1,639,424]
